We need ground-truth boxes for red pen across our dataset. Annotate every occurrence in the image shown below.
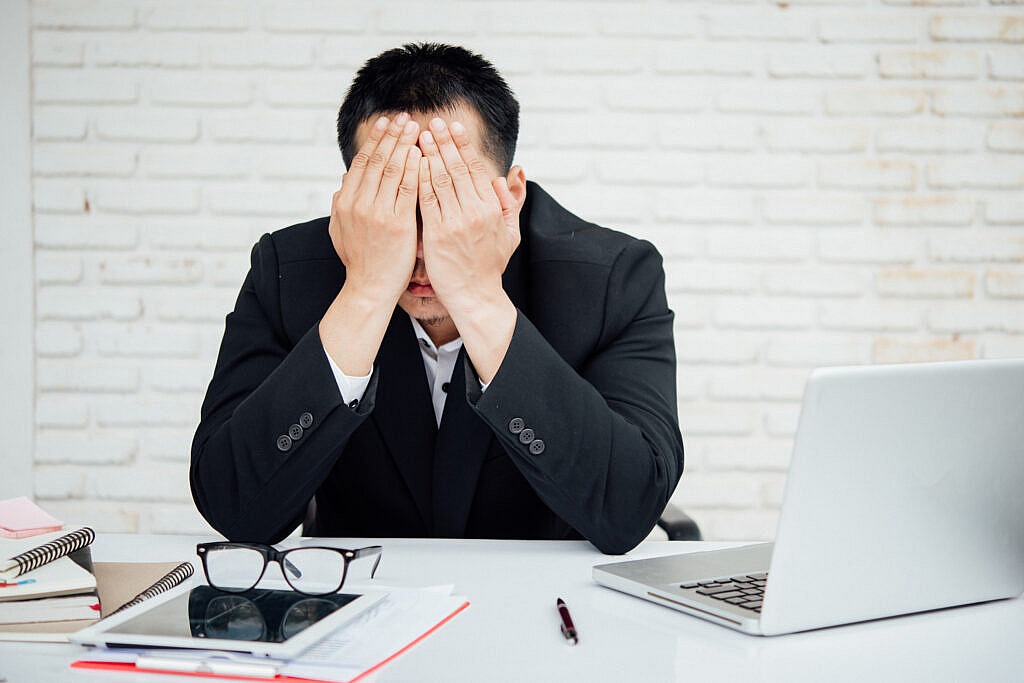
[556,597,578,645]
[0,579,37,587]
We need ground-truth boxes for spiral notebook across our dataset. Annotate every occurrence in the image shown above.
[0,561,195,642]
[0,527,97,602]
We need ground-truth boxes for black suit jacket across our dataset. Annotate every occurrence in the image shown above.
[190,182,683,554]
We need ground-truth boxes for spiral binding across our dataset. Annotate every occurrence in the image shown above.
[112,561,195,615]
[8,526,95,577]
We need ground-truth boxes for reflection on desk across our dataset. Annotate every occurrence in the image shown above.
[1,535,1022,683]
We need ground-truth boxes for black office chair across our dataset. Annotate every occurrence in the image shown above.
[656,503,702,541]
[303,499,703,541]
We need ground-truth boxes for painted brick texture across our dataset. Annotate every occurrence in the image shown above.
[28,1,1024,541]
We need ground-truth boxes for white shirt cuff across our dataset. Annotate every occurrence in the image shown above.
[323,344,372,405]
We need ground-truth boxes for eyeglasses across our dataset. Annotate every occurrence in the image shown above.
[196,542,382,595]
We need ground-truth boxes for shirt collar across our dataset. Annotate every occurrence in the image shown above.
[408,314,462,357]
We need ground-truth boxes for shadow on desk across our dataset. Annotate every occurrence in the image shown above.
[302,500,704,542]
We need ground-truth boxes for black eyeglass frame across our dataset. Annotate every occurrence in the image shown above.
[196,542,382,596]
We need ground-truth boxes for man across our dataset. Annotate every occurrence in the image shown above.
[190,43,683,555]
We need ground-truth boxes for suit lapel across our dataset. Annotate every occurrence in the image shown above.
[372,310,436,530]
[432,347,495,538]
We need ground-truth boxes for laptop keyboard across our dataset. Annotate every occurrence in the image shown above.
[680,572,767,613]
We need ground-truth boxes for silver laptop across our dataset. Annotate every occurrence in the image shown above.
[594,359,1024,635]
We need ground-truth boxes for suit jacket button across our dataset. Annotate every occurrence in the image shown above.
[299,412,313,429]
[529,439,545,455]
[508,417,525,434]
[348,399,359,409]
[288,424,303,440]
[518,428,535,445]
[276,435,292,452]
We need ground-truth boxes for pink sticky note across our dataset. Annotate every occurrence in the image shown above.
[0,497,63,539]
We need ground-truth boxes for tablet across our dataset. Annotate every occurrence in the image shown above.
[71,582,387,658]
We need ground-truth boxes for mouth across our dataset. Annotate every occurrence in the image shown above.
[407,280,436,297]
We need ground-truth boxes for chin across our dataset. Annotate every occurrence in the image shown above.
[398,294,449,322]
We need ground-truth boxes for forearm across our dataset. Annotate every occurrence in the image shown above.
[319,281,398,378]
[448,289,517,385]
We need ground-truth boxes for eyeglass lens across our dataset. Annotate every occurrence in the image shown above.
[203,546,267,592]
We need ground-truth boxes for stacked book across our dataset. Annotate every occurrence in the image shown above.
[0,526,101,628]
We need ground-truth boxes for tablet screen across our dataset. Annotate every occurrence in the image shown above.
[106,586,361,644]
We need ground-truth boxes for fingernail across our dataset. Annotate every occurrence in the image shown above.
[403,120,417,135]
[421,131,434,145]
[374,116,388,130]
[430,118,446,132]
[395,112,410,125]
[450,121,465,136]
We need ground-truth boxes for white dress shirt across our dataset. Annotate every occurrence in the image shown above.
[323,314,481,427]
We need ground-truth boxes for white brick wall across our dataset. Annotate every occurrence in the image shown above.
[26,1,1024,541]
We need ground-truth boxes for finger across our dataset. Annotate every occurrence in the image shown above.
[428,118,477,203]
[341,115,388,198]
[395,145,421,216]
[451,120,498,204]
[419,129,459,217]
[418,155,442,223]
[359,112,409,197]
[377,118,419,204]
[491,176,516,222]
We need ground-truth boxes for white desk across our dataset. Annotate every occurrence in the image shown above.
[2,535,1022,682]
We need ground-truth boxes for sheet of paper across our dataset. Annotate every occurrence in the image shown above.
[282,587,469,681]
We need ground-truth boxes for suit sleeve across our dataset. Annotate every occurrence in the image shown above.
[467,239,684,555]
[190,233,375,543]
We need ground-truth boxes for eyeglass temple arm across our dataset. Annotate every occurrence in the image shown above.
[353,546,383,579]
[283,557,302,579]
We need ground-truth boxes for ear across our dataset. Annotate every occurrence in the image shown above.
[504,165,527,212]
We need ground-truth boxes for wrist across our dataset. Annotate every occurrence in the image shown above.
[319,282,397,377]
[344,271,405,308]
[451,293,517,385]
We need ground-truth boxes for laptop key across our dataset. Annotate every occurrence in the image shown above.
[681,582,700,589]
[725,596,748,604]
[696,585,741,595]
[742,588,762,595]
[741,600,763,609]
[709,591,746,600]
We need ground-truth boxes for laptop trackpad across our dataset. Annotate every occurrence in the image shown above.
[601,543,774,586]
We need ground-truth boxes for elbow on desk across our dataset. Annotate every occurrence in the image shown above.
[189,447,298,545]
[585,454,684,555]
[585,499,671,556]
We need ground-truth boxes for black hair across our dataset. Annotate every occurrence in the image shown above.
[336,43,519,173]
